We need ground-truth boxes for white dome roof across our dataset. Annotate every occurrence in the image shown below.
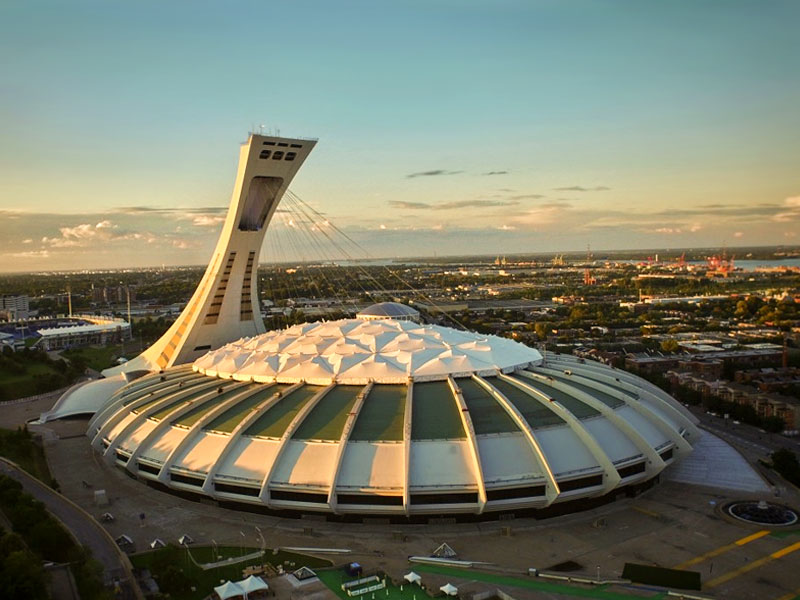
[192,318,543,384]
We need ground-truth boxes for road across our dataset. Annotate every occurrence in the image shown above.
[0,458,142,600]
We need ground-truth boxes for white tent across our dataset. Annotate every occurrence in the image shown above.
[440,583,458,596]
[403,572,422,585]
[214,580,245,600]
[178,534,194,546]
[149,538,166,549]
[115,534,133,546]
[237,575,269,595]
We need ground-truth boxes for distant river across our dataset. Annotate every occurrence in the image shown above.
[686,258,800,271]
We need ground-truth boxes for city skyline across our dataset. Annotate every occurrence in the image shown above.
[2,0,799,272]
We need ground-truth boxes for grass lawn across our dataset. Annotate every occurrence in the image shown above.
[0,362,65,399]
[130,545,331,600]
[318,569,430,600]
[411,563,666,600]
[61,345,125,371]
[0,427,53,483]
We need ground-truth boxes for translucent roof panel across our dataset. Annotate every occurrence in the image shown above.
[486,377,565,429]
[292,385,363,441]
[244,385,323,438]
[513,376,601,419]
[411,381,465,440]
[536,371,625,409]
[204,383,294,433]
[458,378,518,435]
[172,384,260,428]
[350,385,407,441]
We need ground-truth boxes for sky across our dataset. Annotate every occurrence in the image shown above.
[1,0,799,272]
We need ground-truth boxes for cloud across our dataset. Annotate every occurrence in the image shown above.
[482,170,508,176]
[773,196,800,222]
[389,201,432,210]
[115,205,227,216]
[552,186,610,192]
[654,227,683,234]
[22,238,32,244]
[192,215,225,227]
[406,169,462,178]
[497,224,516,231]
[41,220,157,248]
[509,194,545,200]
[389,199,519,211]
[5,250,50,259]
[435,199,518,210]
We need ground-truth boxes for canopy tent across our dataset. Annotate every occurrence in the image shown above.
[440,583,458,596]
[237,575,268,595]
[178,534,194,545]
[149,538,166,549]
[214,580,245,600]
[403,572,422,585]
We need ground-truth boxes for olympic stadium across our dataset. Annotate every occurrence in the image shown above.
[85,307,699,517]
[43,132,701,520]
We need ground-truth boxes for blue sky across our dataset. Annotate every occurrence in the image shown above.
[1,1,799,271]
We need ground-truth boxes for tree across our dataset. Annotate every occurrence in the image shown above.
[660,338,679,353]
[0,549,49,600]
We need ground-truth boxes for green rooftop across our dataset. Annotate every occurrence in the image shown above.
[541,371,626,408]
[293,385,363,441]
[512,375,600,419]
[148,383,234,422]
[488,377,566,428]
[119,369,198,401]
[129,379,213,414]
[172,383,260,428]
[123,374,209,407]
[244,385,323,438]
[350,384,407,441]
[204,383,293,433]
[459,378,518,435]
[411,381,465,440]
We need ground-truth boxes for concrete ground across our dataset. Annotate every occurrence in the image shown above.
[2,396,800,600]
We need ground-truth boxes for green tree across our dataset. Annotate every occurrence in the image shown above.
[660,338,679,353]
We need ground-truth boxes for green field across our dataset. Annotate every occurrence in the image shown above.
[0,362,66,400]
[130,545,331,600]
[412,563,667,600]
[61,345,126,371]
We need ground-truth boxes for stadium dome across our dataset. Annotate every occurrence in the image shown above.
[356,301,420,322]
[87,318,700,518]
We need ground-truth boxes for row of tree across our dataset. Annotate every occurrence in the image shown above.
[0,475,109,599]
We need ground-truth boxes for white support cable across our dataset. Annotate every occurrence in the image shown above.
[286,190,472,332]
